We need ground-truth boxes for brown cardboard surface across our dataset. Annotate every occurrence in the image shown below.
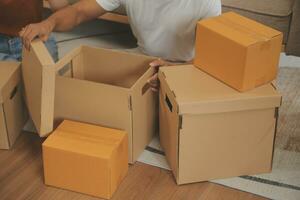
[0,61,20,104]
[43,120,128,199]
[0,105,9,149]
[178,109,276,184]
[159,65,281,114]
[131,65,158,160]
[0,61,27,149]
[23,40,157,163]
[159,65,281,184]
[81,46,152,88]
[54,76,132,157]
[3,83,28,148]
[22,41,56,136]
[159,79,179,178]
[194,12,283,92]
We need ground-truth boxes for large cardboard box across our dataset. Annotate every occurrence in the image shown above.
[194,12,283,92]
[22,40,157,163]
[0,62,28,149]
[43,120,128,199]
[158,65,282,185]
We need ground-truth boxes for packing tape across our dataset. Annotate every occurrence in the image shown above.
[215,17,270,43]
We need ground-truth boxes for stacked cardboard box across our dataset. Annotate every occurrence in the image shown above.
[194,12,283,92]
[0,61,28,149]
[43,120,128,199]
[159,12,283,184]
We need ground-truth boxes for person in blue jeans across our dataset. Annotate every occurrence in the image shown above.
[0,34,58,61]
[0,0,69,62]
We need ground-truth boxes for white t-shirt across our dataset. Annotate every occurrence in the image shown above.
[96,0,221,62]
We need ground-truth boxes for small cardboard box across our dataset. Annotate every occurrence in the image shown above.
[43,120,128,199]
[22,40,157,163]
[158,65,282,185]
[194,12,283,92]
[0,62,28,149]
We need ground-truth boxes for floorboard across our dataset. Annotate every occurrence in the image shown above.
[0,132,266,200]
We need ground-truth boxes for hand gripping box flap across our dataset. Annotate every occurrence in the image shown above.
[158,65,282,115]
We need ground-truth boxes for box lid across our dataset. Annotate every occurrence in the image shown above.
[0,61,20,104]
[198,12,282,47]
[43,120,127,158]
[159,65,281,114]
[22,40,56,136]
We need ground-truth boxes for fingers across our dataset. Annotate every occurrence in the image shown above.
[150,87,159,92]
[25,29,37,51]
[149,58,166,71]
[19,23,46,50]
[40,34,49,42]
[147,73,159,92]
[148,59,166,92]
[20,25,32,50]
[19,26,30,49]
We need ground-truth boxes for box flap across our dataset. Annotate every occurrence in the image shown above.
[81,45,156,89]
[0,105,9,149]
[198,12,282,47]
[0,62,20,104]
[159,65,281,114]
[130,66,158,161]
[158,73,180,180]
[22,40,56,137]
[43,120,127,158]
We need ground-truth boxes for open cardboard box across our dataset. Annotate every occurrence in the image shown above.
[22,40,158,163]
[158,65,282,184]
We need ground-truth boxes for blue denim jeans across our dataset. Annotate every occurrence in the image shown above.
[0,34,58,62]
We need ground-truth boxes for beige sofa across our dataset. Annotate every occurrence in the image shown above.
[222,0,300,57]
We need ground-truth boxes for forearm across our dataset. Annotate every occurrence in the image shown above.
[45,0,107,32]
[46,6,80,32]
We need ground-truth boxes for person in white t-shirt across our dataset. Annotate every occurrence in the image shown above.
[20,0,221,91]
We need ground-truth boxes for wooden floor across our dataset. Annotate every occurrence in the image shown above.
[0,132,266,200]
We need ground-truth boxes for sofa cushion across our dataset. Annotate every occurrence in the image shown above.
[222,0,295,17]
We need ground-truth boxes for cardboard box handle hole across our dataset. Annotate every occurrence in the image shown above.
[165,94,173,112]
[10,85,18,100]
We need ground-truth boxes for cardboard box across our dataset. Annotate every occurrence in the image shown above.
[194,12,283,92]
[22,40,157,163]
[43,120,128,199]
[0,62,28,149]
[158,65,282,185]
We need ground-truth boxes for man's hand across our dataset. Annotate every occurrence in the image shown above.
[19,20,55,50]
[148,59,193,92]
[148,59,176,92]
[19,0,106,50]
